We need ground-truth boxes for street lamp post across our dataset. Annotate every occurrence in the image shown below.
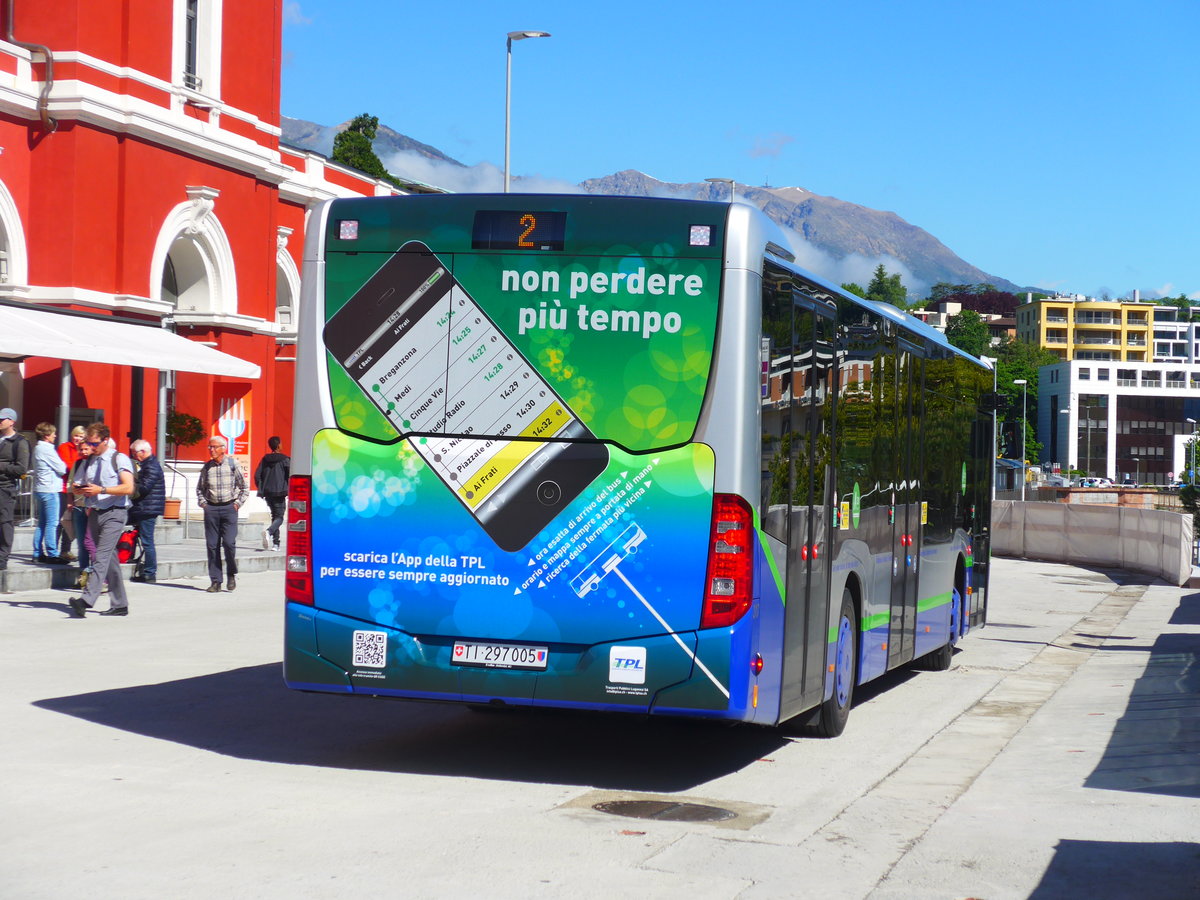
[1013,379,1028,501]
[1058,408,1071,478]
[1081,401,1093,478]
[1188,417,1197,484]
[704,177,735,202]
[504,30,551,193]
[1132,456,1140,486]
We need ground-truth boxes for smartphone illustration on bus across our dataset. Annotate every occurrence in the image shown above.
[323,241,609,552]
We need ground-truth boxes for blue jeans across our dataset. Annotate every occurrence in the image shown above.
[33,491,60,558]
[129,513,157,577]
[72,506,91,571]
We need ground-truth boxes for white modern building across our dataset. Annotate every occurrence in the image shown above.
[1151,306,1200,364]
[1037,359,1200,484]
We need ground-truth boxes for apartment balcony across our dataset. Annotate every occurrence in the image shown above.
[1074,335,1119,346]
[1045,315,1068,324]
[1074,316,1119,326]
[1126,337,1147,346]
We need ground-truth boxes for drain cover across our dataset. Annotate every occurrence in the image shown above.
[593,800,737,823]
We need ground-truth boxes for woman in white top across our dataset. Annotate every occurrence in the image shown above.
[33,422,68,563]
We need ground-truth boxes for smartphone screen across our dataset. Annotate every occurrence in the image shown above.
[324,242,609,551]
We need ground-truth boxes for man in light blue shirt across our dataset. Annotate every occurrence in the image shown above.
[67,422,135,618]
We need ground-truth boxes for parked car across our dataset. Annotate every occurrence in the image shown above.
[1079,477,1114,488]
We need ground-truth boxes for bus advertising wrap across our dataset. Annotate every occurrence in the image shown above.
[307,198,733,708]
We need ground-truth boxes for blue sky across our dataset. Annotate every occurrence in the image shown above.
[281,0,1200,300]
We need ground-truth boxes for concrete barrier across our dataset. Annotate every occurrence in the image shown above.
[992,501,1193,586]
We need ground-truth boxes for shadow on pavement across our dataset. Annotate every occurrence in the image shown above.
[1170,592,1200,626]
[1029,839,1200,899]
[1084,632,1200,798]
[33,664,786,792]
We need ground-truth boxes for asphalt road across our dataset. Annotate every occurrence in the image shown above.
[1,560,1197,899]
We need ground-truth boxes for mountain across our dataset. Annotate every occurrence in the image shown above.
[281,117,1020,295]
[579,171,1022,294]
[281,116,463,167]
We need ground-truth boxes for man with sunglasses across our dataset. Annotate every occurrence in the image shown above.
[67,423,135,618]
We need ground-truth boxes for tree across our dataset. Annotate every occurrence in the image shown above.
[992,338,1058,464]
[331,114,402,188]
[944,310,991,358]
[841,282,866,299]
[865,264,909,309]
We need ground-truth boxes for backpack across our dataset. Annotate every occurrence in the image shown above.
[0,433,31,481]
[116,525,141,564]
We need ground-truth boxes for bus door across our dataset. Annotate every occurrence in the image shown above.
[967,410,993,626]
[780,290,836,716]
[888,341,924,668]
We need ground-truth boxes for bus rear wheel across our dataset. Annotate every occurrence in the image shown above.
[813,589,856,738]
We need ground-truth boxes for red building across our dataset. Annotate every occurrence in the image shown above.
[0,0,396,477]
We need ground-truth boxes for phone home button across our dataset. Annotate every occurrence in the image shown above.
[536,480,562,506]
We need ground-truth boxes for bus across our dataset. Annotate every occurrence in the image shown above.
[283,194,993,736]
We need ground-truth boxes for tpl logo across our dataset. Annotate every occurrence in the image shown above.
[609,646,647,685]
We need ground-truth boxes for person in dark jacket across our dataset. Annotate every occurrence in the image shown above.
[253,436,290,551]
[128,439,166,583]
[0,407,31,573]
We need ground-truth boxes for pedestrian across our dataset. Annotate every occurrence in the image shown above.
[67,440,94,585]
[56,425,86,559]
[128,439,166,583]
[32,422,68,563]
[0,407,31,574]
[67,422,135,618]
[253,435,289,551]
[197,435,248,592]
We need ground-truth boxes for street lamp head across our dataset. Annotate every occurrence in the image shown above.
[1188,417,1197,425]
[1013,379,1027,386]
[508,30,551,40]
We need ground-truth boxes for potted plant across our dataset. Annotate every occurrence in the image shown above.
[166,409,205,454]
[163,409,205,519]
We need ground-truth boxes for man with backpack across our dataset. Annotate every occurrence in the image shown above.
[67,422,135,618]
[0,407,31,574]
[197,435,248,592]
[253,435,290,551]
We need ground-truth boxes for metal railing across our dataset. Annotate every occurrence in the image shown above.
[161,461,193,540]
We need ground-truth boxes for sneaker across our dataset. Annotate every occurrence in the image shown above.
[273,542,281,551]
[261,531,271,550]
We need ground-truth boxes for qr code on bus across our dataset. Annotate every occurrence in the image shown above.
[352,630,388,668]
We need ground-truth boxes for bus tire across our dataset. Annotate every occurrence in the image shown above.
[814,589,856,738]
[916,585,961,672]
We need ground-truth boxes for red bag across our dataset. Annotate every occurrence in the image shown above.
[116,526,140,564]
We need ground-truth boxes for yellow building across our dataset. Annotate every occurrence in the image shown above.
[1015,295,1153,361]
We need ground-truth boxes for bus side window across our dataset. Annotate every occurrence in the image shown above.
[760,269,792,542]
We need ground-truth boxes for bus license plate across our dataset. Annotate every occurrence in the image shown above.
[451,641,548,670]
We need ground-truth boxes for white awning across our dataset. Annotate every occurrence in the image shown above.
[0,305,261,378]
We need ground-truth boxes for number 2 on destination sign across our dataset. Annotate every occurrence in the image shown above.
[518,214,537,248]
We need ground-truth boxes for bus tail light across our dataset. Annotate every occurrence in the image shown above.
[701,493,754,629]
[285,475,313,606]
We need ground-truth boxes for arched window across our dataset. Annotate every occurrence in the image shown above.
[275,226,300,330]
[150,187,238,319]
[0,178,29,290]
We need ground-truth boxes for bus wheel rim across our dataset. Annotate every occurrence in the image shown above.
[835,616,852,706]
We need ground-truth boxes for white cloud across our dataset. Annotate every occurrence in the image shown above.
[749,133,796,159]
[381,151,579,194]
[283,2,311,26]
[378,153,926,296]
